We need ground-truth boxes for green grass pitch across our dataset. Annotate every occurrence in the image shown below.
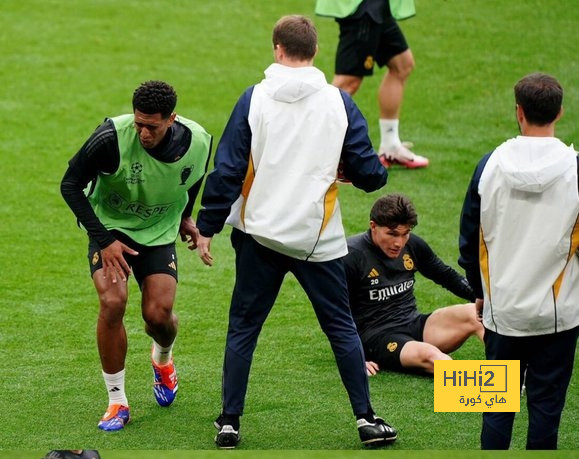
[0,0,577,455]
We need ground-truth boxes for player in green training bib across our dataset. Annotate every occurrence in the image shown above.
[61,80,212,431]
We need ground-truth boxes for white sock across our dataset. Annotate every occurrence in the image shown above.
[152,340,174,365]
[102,369,129,406]
[379,119,402,151]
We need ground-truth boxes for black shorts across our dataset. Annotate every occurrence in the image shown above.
[335,13,409,76]
[88,230,178,288]
[363,313,430,371]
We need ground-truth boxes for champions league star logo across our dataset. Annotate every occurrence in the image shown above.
[126,162,145,184]
[131,162,143,174]
[180,165,193,185]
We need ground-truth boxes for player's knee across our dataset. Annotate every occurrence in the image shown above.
[346,79,363,94]
[415,346,450,374]
[465,305,484,334]
[142,303,174,328]
[98,293,127,319]
[390,63,413,81]
[469,314,482,330]
[471,318,485,340]
[403,65,414,80]
[402,342,449,373]
[424,346,448,363]
[410,348,449,374]
[333,76,362,94]
[388,53,415,80]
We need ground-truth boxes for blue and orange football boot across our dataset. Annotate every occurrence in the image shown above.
[97,404,130,431]
[152,357,178,407]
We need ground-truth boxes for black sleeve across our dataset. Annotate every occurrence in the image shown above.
[181,179,203,219]
[344,247,362,291]
[181,136,213,219]
[343,246,365,310]
[411,235,475,302]
[60,120,120,249]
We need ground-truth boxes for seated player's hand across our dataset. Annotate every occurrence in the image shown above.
[366,361,380,376]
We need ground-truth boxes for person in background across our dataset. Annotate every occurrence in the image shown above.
[326,0,428,168]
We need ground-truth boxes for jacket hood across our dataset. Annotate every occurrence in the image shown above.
[496,136,575,193]
[261,63,327,103]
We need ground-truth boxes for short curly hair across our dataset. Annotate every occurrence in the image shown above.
[370,193,418,229]
[132,80,177,119]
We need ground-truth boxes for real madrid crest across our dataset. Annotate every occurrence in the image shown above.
[364,55,374,70]
[403,253,414,270]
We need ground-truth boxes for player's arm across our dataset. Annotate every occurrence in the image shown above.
[412,235,475,301]
[60,120,119,249]
[345,246,381,376]
[339,90,388,191]
[343,245,361,293]
[343,244,368,320]
[179,137,214,250]
[179,178,205,251]
[61,120,138,282]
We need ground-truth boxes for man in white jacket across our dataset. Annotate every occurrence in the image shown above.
[459,73,579,450]
[196,15,395,449]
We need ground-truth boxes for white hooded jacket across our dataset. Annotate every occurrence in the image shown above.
[477,136,579,336]
[226,64,350,261]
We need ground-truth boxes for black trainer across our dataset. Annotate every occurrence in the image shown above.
[357,416,397,446]
[215,424,240,449]
[214,414,240,449]
[213,413,224,430]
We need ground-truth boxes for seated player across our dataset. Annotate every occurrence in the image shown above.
[344,193,483,374]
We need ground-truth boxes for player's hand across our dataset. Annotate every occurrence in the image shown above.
[366,361,380,376]
[101,240,139,283]
[197,235,213,266]
[179,216,200,250]
[475,298,484,321]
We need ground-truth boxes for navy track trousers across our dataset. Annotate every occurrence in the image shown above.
[220,228,373,417]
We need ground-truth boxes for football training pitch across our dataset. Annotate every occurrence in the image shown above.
[0,0,577,456]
